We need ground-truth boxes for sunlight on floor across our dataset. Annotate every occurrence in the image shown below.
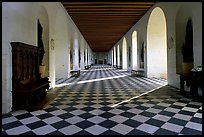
[55,74,129,88]
[109,83,168,108]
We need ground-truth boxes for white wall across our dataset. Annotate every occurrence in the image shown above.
[54,7,69,78]
[2,2,93,113]
[112,2,202,88]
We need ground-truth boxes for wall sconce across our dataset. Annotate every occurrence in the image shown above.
[50,38,54,50]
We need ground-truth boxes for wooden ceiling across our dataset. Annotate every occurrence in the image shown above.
[62,2,156,52]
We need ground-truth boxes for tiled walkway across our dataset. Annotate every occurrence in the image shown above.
[2,65,202,135]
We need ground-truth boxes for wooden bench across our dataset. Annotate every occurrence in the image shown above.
[117,65,122,69]
[131,69,144,76]
[85,65,91,70]
[70,70,80,77]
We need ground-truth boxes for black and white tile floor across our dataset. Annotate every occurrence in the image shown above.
[2,65,202,135]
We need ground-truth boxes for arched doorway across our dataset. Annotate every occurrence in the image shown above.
[132,31,138,70]
[147,7,167,79]
[122,37,128,70]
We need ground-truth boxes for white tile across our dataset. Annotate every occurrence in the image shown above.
[161,122,184,133]
[146,108,162,114]
[109,115,129,123]
[59,125,82,135]
[11,110,28,116]
[157,102,171,107]
[111,124,134,135]
[182,107,198,112]
[127,108,143,114]
[5,125,30,135]
[20,117,41,125]
[173,113,192,121]
[33,125,57,135]
[87,116,106,124]
[152,114,171,122]
[30,110,47,116]
[2,117,18,125]
[164,107,180,113]
[65,116,84,124]
[49,109,67,116]
[124,103,137,108]
[108,108,124,114]
[173,102,186,107]
[136,123,159,134]
[85,125,108,135]
[43,116,62,124]
[73,104,87,109]
[89,109,105,115]
[131,115,150,123]
[194,113,202,118]
[70,109,86,116]
[189,101,202,106]
[185,121,202,131]
[141,103,155,108]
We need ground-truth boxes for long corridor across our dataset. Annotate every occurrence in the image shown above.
[2,65,202,135]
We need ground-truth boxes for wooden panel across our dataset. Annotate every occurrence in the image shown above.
[62,2,155,52]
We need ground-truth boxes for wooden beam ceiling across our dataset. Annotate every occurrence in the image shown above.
[62,2,156,52]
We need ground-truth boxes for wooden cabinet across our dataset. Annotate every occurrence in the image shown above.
[11,42,50,110]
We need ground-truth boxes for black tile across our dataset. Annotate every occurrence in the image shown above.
[62,106,77,112]
[127,129,151,135]
[197,109,202,113]
[152,105,166,110]
[154,128,177,135]
[99,102,111,106]
[146,119,166,127]
[180,127,202,135]
[2,113,13,118]
[159,111,176,117]
[51,120,71,129]
[178,110,195,116]
[15,113,33,120]
[44,107,59,112]
[140,111,157,118]
[2,131,7,135]
[78,113,95,119]
[117,106,131,111]
[190,117,202,124]
[98,120,118,128]
[74,130,93,135]
[75,120,95,129]
[47,130,65,135]
[122,119,142,128]
[186,104,201,109]
[36,113,54,119]
[101,130,122,135]
[58,113,75,119]
[168,117,188,126]
[2,121,23,130]
[135,105,149,110]
[169,104,183,109]
[20,131,36,135]
[120,112,135,118]
[81,107,95,112]
[26,121,47,130]
[99,112,115,119]
[99,106,112,111]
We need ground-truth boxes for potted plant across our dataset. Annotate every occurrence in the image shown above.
[181,18,194,76]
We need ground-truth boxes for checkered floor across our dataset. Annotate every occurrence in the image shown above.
[2,65,202,135]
